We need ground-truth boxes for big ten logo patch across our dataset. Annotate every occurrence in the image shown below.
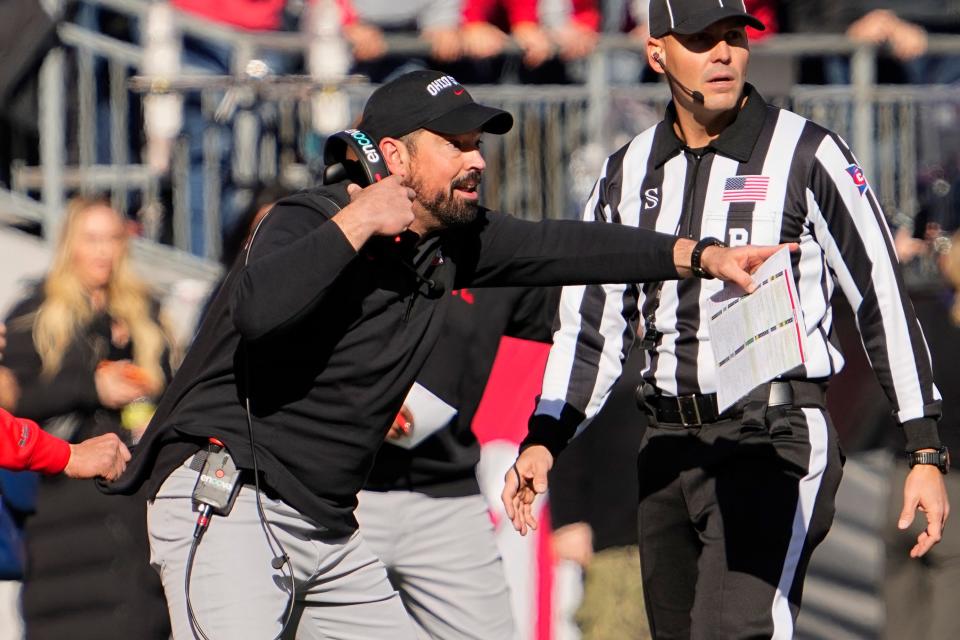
[452,289,475,304]
[845,164,868,196]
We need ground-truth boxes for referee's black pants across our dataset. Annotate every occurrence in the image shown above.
[637,401,844,639]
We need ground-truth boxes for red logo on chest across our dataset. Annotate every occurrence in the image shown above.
[452,288,475,304]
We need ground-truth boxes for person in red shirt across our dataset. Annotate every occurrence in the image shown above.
[462,0,602,67]
[0,408,129,479]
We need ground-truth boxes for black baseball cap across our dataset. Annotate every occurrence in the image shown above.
[357,69,513,143]
[648,0,765,38]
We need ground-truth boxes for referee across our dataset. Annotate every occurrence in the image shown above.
[504,1,948,637]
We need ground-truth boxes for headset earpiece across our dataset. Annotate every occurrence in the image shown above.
[322,129,390,186]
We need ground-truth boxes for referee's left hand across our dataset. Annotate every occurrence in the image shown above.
[899,463,949,558]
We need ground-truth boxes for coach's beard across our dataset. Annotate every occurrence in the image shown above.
[409,170,482,229]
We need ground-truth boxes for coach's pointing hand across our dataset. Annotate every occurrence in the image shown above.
[674,240,799,293]
[704,243,799,293]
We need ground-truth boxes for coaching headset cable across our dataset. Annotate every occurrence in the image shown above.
[183,212,297,640]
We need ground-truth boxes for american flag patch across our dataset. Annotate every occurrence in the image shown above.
[722,175,770,202]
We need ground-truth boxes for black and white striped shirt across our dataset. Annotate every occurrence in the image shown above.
[527,85,942,454]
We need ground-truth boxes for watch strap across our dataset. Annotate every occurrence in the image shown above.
[691,237,725,279]
[908,446,950,474]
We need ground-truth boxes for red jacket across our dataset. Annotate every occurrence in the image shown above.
[746,0,778,40]
[173,0,358,31]
[0,409,70,474]
[463,0,600,30]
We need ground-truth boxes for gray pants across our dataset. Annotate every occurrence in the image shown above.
[356,490,515,639]
[0,581,23,640]
[148,465,418,640]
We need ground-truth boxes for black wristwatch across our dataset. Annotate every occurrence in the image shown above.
[908,446,950,474]
[690,237,726,279]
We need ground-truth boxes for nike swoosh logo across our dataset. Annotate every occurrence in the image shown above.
[453,88,464,95]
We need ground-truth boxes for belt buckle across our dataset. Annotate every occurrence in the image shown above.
[676,395,702,427]
[768,381,794,407]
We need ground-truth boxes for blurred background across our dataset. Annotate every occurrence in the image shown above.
[1,1,959,639]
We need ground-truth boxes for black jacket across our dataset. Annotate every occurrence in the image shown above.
[102,181,680,537]
[364,285,559,496]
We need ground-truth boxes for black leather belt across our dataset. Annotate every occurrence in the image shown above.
[638,381,795,427]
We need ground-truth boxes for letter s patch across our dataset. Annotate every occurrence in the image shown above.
[644,188,660,210]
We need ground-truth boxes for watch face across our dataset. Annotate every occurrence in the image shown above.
[942,447,951,473]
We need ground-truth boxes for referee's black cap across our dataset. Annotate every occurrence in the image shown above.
[649,0,765,38]
[358,70,513,143]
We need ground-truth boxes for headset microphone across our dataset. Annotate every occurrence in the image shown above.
[653,52,705,105]
[397,258,446,297]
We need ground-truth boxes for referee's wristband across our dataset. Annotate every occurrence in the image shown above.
[902,417,942,454]
[691,237,726,279]
[521,408,583,459]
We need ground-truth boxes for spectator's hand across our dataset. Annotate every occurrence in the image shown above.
[899,461,949,558]
[552,522,594,567]
[335,176,416,250]
[894,226,926,263]
[423,27,461,63]
[888,20,928,61]
[95,360,151,409]
[344,21,387,61]
[847,10,927,61]
[386,405,414,440]
[688,242,799,293]
[462,22,509,59]
[0,367,19,411]
[847,9,897,44]
[512,21,553,68]
[552,21,599,61]
[501,444,553,536]
[64,432,131,481]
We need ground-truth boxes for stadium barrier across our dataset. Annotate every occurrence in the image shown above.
[6,0,960,261]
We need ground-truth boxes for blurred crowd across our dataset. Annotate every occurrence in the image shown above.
[72,0,960,85]
[5,0,960,258]
[79,0,960,89]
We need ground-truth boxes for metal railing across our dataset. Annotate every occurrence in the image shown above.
[7,0,960,263]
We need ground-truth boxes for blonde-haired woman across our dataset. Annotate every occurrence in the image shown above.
[3,196,171,640]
